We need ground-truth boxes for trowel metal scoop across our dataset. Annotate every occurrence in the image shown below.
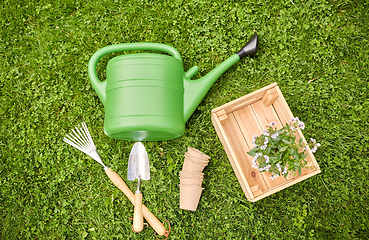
[128,142,151,233]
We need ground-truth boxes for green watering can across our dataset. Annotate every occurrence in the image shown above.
[88,33,258,141]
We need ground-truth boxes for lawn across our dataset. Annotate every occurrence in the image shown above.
[1,0,368,239]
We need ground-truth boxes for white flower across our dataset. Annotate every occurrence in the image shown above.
[264,137,268,145]
[264,155,270,163]
[252,135,258,147]
[263,130,270,136]
[269,121,277,126]
[252,157,258,166]
[270,173,280,180]
[266,164,271,171]
[289,117,305,131]
[259,164,272,172]
[271,133,279,139]
[252,161,259,169]
[289,117,299,123]
[298,121,305,130]
[276,163,282,170]
[252,135,258,142]
[260,145,267,150]
[310,141,320,153]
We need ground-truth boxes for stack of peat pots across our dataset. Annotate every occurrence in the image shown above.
[179,147,210,211]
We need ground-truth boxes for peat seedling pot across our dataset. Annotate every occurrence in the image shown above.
[211,83,321,202]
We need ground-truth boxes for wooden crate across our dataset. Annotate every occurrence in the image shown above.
[211,82,321,202]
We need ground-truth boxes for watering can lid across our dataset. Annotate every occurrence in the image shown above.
[107,53,184,71]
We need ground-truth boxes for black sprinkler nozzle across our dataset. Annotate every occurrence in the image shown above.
[237,33,258,58]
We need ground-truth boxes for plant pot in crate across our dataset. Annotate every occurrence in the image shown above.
[211,82,321,202]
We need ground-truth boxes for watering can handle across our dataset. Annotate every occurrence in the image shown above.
[88,43,183,106]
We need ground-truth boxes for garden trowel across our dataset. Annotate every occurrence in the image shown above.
[127,142,151,233]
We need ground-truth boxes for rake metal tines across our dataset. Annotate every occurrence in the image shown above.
[63,122,108,170]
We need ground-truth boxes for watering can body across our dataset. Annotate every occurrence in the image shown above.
[88,34,258,141]
[105,52,185,141]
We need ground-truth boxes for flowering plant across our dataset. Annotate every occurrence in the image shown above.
[247,117,320,180]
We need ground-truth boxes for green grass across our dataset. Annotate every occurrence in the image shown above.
[1,0,368,239]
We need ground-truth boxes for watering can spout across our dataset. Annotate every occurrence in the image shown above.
[183,33,258,122]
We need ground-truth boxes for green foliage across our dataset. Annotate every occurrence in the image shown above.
[248,118,320,179]
[1,0,369,239]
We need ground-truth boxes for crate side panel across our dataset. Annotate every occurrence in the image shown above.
[211,82,278,115]
[251,169,321,202]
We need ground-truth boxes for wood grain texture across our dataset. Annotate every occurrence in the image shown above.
[211,83,321,202]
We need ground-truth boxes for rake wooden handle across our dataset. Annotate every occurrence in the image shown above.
[105,168,169,237]
[133,193,143,232]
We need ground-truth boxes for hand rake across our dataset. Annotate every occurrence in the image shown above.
[63,122,169,237]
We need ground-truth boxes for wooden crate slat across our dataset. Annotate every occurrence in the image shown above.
[272,86,294,124]
[211,113,254,200]
[223,113,268,197]
[250,100,287,187]
[233,107,269,190]
[251,100,283,130]
[233,106,262,146]
[230,110,268,192]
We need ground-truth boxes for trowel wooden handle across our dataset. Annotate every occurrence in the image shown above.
[105,168,169,236]
[133,193,143,232]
